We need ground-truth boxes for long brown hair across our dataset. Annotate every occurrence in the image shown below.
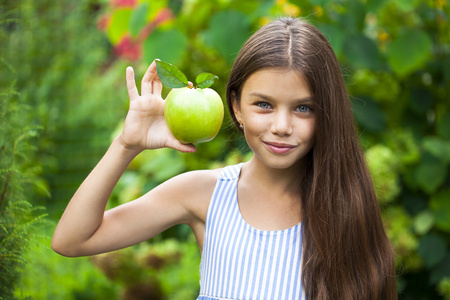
[226,18,397,299]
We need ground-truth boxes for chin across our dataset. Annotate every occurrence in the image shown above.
[254,155,305,171]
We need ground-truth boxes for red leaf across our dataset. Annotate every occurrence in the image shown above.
[154,7,174,24]
[114,34,142,61]
[96,14,111,31]
[139,8,174,41]
[110,0,137,9]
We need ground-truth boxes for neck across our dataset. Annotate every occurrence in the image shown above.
[241,156,304,197]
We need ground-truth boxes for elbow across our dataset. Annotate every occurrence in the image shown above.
[51,235,83,258]
[51,239,73,257]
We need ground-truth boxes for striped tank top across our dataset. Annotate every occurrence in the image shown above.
[197,163,306,300]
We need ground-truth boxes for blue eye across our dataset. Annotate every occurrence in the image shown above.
[257,102,271,109]
[296,105,312,113]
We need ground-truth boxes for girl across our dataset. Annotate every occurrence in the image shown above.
[53,17,397,299]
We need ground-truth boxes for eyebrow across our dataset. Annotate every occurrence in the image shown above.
[249,92,314,103]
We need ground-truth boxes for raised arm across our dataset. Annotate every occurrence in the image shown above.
[51,61,203,257]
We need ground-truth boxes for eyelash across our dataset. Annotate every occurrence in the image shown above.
[255,102,313,113]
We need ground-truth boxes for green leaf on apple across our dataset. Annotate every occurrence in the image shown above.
[196,73,219,89]
[155,60,189,88]
[155,60,219,90]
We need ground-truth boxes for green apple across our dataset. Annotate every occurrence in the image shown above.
[154,59,224,144]
[164,87,224,144]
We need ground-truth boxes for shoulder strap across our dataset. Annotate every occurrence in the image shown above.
[218,163,243,181]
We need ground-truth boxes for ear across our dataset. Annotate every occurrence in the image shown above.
[231,91,242,125]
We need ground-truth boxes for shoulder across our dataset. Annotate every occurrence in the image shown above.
[165,162,241,191]
[161,168,222,193]
[153,167,223,223]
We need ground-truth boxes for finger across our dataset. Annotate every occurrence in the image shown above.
[166,139,197,153]
[126,66,139,101]
[188,81,193,87]
[141,60,157,96]
[152,69,163,96]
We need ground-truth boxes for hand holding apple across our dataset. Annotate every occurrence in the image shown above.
[120,61,197,154]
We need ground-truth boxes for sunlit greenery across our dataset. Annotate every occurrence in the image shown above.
[1,0,449,299]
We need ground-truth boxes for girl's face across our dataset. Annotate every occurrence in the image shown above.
[233,68,316,171]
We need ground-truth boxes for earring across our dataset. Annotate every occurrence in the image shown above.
[239,123,244,130]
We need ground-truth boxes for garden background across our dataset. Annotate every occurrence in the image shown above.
[1,0,449,299]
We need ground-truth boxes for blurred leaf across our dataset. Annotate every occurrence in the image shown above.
[155,60,189,88]
[195,73,218,89]
[203,10,252,64]
[410,88,433,115]
[143,27,188,66]
[394,0,420,12]
[382,206,419,269]
[318,24,345,57]
[117,172,144,203]
[245,0,273,21]
[438,277,450,298]
[349,69,401,103]
[366,145,400,203]
[153,157,185,183]
[430,190,450,232]
[430,254,450,284]
[387,30,432,77]
[15,232,119,299]
[386,130,420,166]
[414,154,447,194]
[417,233,447,268]
[343,34,382,69]
[308,0,331,5]
[352,96,387,132]
[366,0,389,12]
[444,57,450,82]
[140,149,186,182]
[338,0,366,33]
[413,210,434,235]
[168,0,183,15]
[437,113,450,140]
[107,8,133,44]
[129,2,150,38]
[33,178,51,198]
[423,136,450,163]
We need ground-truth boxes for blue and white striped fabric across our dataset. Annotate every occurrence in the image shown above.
[197,163,306,300]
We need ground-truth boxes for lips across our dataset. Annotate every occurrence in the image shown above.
[263,141,297,154]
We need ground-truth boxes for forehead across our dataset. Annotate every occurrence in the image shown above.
[241,68,311,100]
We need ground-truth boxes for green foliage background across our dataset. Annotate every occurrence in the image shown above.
[1,0,449,299]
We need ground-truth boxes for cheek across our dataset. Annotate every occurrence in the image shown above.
[299,118,316,142]
[243,113,269,134]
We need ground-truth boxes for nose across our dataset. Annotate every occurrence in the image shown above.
[270,110,293,136]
